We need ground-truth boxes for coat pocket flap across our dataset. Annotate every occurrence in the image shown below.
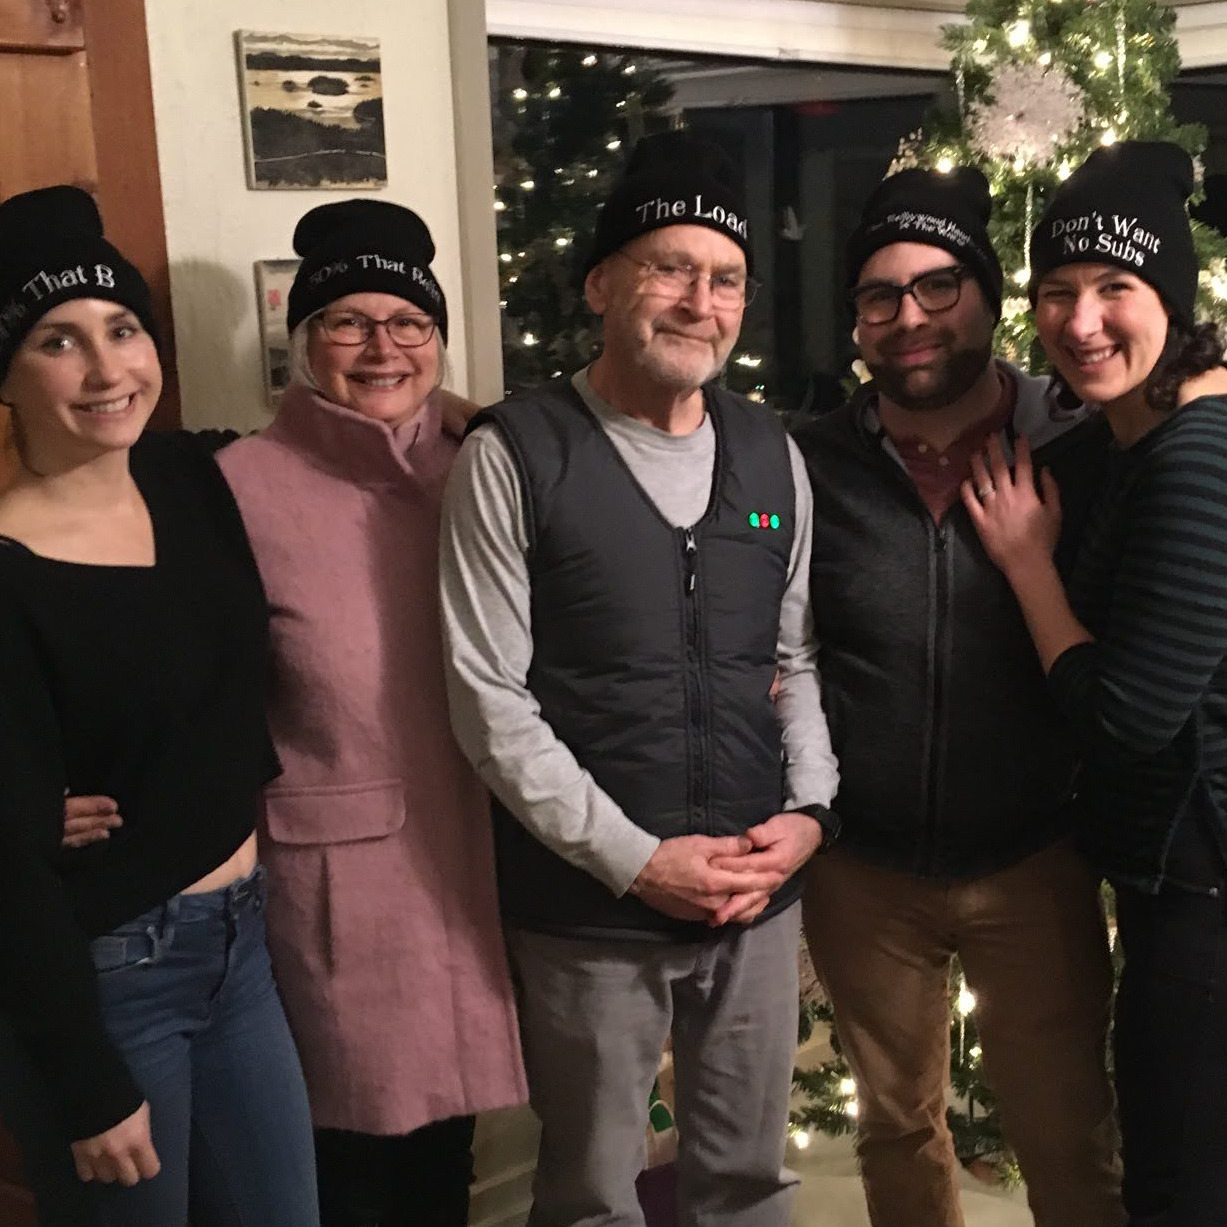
[262,779,406,846]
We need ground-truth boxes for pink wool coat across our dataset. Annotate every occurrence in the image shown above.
[218,383,527,1135]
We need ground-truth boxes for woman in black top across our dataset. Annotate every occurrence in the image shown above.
[965,143,1227,1225]
[0,188,318,1225]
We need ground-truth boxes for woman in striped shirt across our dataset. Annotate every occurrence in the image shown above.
[963,141,1227,1226]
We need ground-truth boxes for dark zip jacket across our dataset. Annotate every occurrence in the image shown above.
[469,379,797,939]
[792,367,1111,879]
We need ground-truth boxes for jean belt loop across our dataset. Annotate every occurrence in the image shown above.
[148,895,180,962]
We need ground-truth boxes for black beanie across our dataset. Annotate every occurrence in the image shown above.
[287,199,448,342]
[0,186,157,383]
[581,131,754,278]
[846,166,1004,321]
[1029,141,1198,328]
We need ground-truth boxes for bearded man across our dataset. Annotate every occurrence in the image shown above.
[792,166,1126,1227]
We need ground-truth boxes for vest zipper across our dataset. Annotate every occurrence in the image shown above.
[682,526,707,834]
[920,522,950,870]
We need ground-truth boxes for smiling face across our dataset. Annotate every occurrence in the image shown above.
[1034,263,1170,411]
[854,242,996,412]
[0,298,161,462]
[306,291,440,426]
[584,224,746,394]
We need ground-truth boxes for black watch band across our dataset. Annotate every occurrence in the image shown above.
[794,803,840,853]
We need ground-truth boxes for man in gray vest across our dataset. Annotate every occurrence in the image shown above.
[793,166,1124,1227]
[440,131,839,1227]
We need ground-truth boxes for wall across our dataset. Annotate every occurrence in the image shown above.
[143,0,470,431]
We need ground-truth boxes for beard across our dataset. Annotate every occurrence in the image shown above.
[633,328,729,392]
[865,333,994,412]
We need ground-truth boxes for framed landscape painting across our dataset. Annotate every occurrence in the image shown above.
[236,31,387,190]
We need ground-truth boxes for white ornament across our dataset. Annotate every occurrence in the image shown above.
[1001,296,1030,321]
[967,61,1085,169]
[886,129,923,177]
[1200,258,1227,302]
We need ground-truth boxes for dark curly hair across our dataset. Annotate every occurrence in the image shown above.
[1143,319,1227,413]
[1048,319,1226,414]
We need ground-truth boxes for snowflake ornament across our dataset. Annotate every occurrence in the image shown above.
[968,61,1085,169]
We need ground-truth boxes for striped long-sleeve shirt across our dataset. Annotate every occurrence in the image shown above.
[1048,396,1227,890]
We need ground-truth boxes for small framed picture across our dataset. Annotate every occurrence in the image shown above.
[254,259,301,408]
[236,31,387,190]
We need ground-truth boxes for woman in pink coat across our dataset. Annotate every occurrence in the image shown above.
[217,200,526,1226]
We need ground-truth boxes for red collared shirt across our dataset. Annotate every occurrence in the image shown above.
[883,369,1017,522]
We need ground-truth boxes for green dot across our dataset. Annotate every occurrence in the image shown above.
[748,512,758,527]
[770,514,781,530]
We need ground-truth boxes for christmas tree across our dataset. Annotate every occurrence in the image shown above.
[490,44,676,393]
[887,0,1227,367]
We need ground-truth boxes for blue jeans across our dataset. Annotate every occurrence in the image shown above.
[0,866,319,1227]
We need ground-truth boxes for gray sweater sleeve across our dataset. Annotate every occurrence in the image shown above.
[439,425,660,897]
[778,437,840,811]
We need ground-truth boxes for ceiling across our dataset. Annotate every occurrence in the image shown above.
[809,0,1218,8]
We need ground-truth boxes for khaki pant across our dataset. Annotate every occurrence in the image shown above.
[803,839,1124,1227]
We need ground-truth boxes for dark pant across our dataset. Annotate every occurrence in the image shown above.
[0,866,319,1227]
[314,1115,477,1227]
[1114,882,1227,1227]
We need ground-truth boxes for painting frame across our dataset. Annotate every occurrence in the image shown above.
[254,258,301,408]
[236,30,387,191]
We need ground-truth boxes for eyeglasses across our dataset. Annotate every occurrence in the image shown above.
[616,252,759,308]
[850,265,971,326]
[315,309,437,348]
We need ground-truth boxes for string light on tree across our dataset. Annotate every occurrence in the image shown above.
[957,982,977,1017]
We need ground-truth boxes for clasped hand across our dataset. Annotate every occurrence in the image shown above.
[630,812,823,928]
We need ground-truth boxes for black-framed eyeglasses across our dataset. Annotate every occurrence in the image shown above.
[849,265,971,326]
[615,251,760,308]
[315,309,437,348]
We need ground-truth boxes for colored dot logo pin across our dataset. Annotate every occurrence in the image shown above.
[747,511,781,530]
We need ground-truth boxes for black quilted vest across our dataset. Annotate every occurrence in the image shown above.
[469,379,796,939]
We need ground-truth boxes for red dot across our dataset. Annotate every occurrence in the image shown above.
[757,514,769,528]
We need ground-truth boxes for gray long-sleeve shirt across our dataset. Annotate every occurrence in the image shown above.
[439,369,839,898]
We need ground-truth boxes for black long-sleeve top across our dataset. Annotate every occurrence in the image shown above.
[1048,396,1227,890]
[0,432,279,1140]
